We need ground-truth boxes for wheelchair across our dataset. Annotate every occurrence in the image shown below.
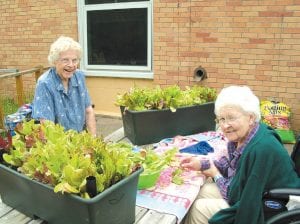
[263,134,300,224]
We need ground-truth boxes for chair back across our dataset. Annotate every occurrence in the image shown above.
[290,134,300,176]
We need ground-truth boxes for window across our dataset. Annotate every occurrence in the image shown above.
[78,0,153,78]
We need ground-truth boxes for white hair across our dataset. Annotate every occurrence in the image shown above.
[47,36,82,66]
[214,85,261,122]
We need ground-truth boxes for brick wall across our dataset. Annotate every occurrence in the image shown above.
[0,0,78,98]
[153,0,300,133]
[0,0,299,133]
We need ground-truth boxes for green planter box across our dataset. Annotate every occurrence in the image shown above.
[0,164,142,224]
[121,102,216,145]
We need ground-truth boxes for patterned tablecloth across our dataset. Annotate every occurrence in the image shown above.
[136,131,228,223]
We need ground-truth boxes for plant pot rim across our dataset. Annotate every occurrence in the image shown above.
[0,163,143,203]
[121,101,215,113]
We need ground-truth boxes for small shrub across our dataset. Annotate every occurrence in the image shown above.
[0,92,33,116]
[0,97,19,116]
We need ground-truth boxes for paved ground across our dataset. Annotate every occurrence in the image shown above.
[96,114,123,138]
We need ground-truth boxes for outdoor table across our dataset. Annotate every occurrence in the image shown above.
[0,127,179,224]
[0,198,177,224]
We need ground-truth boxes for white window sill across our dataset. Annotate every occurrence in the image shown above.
[83,69,154,79]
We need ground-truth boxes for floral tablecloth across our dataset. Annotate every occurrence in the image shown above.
[136,131,228,223]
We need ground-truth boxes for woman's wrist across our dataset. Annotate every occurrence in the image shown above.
[200,159,210,171]
[213,173,223,182]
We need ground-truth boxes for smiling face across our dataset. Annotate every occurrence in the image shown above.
[217,106,255,146]
[54,49,79,82]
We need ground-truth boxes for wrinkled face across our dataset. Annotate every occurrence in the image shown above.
[54,49,79,81]
[216,106,255,144]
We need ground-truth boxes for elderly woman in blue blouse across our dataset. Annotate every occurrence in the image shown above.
[181,85,300,224]
[32,36,97,136]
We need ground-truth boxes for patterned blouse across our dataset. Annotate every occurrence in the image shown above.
[200,123,259,200]
[32,67,92,132]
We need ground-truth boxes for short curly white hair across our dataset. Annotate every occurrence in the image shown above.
[214,85,261,122]
[47,36,82,66]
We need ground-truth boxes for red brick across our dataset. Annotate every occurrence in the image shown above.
[0,0,299,133]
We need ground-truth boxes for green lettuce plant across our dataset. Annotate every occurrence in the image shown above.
[116,85,217,112]
[2,120,180,198]
[2,120,141,198]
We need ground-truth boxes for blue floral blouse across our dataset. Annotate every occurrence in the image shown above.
[32,67,92,132]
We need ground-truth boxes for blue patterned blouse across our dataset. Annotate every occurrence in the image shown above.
[32,67,92,132]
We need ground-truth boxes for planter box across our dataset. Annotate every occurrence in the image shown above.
[0,164,142,224]
[121,102,216,145]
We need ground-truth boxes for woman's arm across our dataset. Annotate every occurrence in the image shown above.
[85,105,97,136]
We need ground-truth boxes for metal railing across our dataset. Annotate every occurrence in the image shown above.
[0,66,48,128]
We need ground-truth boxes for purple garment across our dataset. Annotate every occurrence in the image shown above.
[200,123,259,200]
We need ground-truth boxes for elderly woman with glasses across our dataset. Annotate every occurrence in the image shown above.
[32,36,96,136]
[181,85,300,224]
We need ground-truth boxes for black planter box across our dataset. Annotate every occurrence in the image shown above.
[0,164,142,224]
[121,102,216,145]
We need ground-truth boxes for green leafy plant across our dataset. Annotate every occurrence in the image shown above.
[171,168,184,185]
[0,97,19,116]
[116,85,217,112]
[0,92,34,116]
[131,147,178,175]
[1,120,180,198]
[2,120,141,198]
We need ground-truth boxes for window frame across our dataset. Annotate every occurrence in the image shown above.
[77,1,153,79]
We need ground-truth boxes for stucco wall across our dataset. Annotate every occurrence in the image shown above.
[0,0,299,133]
[86,77,153,116]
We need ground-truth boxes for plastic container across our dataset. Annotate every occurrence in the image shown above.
[0,164,143,224]
[138,170,161,189]
[4,104,32,136]
[276,129,296,144]
[4,113,25,136]
[120,102,216,145]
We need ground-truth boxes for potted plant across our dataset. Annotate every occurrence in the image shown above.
[0,120,143,224]
[116,85,217,145]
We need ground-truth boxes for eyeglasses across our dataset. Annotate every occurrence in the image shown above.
[215,115,242,126]
[59,58,79,65]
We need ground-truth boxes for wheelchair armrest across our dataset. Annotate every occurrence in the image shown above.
[264,188,300,200]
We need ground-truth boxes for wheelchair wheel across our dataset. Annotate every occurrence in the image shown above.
[266,209,300,224]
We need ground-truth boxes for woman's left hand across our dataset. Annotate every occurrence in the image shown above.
[180,156,201,171]
[201,161,220,178]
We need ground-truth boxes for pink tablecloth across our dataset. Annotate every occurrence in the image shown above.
[136,131,228,223]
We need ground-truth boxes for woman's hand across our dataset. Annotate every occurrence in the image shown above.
[180,156,221,179]
[85,105,97,136]
[201,161,219,178]
[180,156,201,171]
